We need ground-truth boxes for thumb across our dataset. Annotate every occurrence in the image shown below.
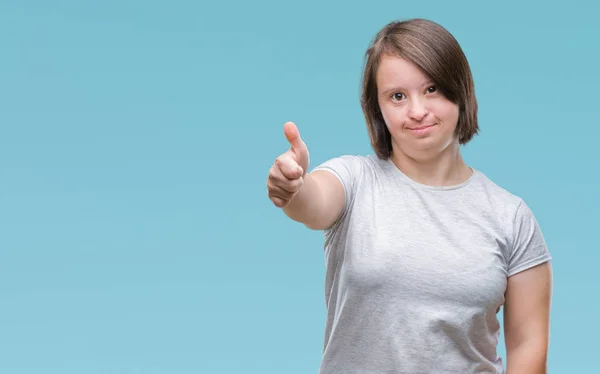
[283,122,309,166]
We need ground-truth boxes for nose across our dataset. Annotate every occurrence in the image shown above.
[408,98,429,121]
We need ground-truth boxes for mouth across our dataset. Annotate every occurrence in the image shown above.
[407,123,437,136]
[408,124,436,130]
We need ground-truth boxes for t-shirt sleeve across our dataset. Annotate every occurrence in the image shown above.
[508,200,552,277]
[311,155,364,229]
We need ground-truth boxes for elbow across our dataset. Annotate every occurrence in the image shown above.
[506,339,549,374]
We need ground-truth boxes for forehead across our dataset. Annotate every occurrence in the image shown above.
[376,54,430,89]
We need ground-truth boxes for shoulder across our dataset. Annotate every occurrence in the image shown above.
[472,169,525,211]
[471,170,542,239]
[314,153,376,168]
[470,170,551,271]
[476,174,552,274]
[312,153,383,177]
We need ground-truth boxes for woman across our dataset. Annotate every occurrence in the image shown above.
[266,18,552,374]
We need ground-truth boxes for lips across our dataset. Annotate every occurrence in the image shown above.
[407,123,437,137]
[408,124,436,130]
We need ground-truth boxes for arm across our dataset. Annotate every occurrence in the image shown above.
[282,170,345,230]
[267,121,345,230]
[504,261,553,374]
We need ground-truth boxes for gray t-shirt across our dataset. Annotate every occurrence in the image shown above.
[312,154,552,374]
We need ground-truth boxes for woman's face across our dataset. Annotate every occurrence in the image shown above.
[376,54,460,161]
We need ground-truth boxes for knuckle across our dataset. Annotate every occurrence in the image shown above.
[272,197,287,207]
[276,154,287,164]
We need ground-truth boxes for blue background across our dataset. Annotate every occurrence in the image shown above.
[1,1,598,372]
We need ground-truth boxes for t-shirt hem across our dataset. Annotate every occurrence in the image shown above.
[311,166,347,231]
[507,253,552,277]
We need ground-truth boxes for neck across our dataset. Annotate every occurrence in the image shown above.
[389,141,472,187]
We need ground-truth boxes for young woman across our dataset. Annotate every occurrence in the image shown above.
[266,18,552,374]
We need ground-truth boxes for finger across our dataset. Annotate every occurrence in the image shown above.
[270,196,288,208]
[267,180,296,200]
[283,122,308,161]
[277,177,303,193]
[276,153,304,180]
[270,167,304,193]
[267,172,299,197]
[283,121,302,149]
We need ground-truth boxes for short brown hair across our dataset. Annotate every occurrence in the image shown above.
[360,18,479,159]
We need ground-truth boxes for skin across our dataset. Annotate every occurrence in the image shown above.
[266,54,552,372]
[504,262,552,374]
[375,54,473,186]
[266,122,344,230]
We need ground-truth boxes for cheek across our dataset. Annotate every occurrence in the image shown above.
[434,102,459,127]
[380,104,406,129]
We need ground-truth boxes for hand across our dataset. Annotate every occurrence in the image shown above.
[267,121,310,208]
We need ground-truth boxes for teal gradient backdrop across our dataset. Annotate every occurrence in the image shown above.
[1,1,598,373]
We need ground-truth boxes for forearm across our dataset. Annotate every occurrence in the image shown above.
[282,173,327,229]
[506,340,548,374]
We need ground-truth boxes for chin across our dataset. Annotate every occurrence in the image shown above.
[395,136,456,161]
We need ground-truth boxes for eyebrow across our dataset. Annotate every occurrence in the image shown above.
[380,81,435,96]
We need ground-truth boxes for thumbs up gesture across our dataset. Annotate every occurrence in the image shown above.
[267,122,310,208]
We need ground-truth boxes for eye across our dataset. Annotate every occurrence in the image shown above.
[426,85,437,94]
[391,93,405,102]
